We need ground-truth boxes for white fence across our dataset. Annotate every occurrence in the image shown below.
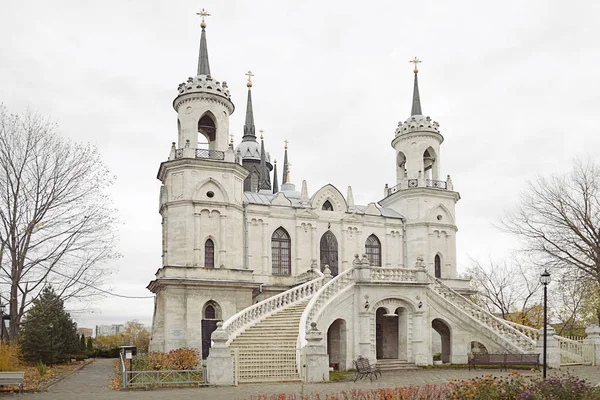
[557,337,595,366]
[232,347,304,384]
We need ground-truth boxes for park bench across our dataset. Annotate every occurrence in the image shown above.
[468,353,540,371]
[0,372,25,393]
[353,356,381,382]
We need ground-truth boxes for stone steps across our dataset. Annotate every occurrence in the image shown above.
[375,359,419,371]
[230,301,308,382]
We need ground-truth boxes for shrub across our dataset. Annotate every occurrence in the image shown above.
[146,348,199,371]
[36,361,48,376]
[0,340,22,371]
[433,352,442,361]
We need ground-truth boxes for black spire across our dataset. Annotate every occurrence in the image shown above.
[410,57,422,116]
[272,160,279,193]
[259,134,271,191]
[282,142,289,184]
[197,21,211,76]
[242,72,256,141]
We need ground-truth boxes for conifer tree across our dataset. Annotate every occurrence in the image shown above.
[86,336,94,352]
[80,334,86,352]
[20,287,79,364]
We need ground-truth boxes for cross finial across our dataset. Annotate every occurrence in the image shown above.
[245,70,254,88]
[259,129,264,140]
[410,57,422,73]
[197,8,210,29]
[284,139,289,150]
[229,133,234,143]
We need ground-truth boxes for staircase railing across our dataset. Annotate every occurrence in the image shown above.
[297,268,355,348]
[501,319,541,343]
[428,275,536,353]
[223,275,325,345]
[557,336,595,365]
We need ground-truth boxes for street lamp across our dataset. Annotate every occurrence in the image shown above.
[0,303,8,342]
[49,323,54,367]
[540,269,551,379]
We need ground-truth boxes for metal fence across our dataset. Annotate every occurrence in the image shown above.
[119,353,207,388]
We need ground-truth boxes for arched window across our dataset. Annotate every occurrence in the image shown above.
[271,228,291,275]
[198,114,216,142]
[250,169,260,192]
[435,254,441,278]
[365,235,381,267]
[204,304,216,319]
[205,239,214,268]
[322,200,334,211]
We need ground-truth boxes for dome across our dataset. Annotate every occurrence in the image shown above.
[235,140,272,164]
[395,115,440,137]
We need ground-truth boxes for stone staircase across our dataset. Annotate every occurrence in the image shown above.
[375,359,419,371]
[229,301,308,382]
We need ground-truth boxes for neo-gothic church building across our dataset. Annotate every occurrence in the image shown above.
[147,17,550,383]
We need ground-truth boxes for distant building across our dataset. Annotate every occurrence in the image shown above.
[95,324,125,337]
[77,327,93,337]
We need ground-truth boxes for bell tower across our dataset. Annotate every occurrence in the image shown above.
[380,59,460,279]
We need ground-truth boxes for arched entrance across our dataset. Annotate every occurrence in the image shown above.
[376,307,408,360]
[327,319,347,370]
[201,301,222,359]
[432,318,451,363]
[320,231,338,276]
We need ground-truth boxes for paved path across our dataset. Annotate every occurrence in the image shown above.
[4,359,600,399]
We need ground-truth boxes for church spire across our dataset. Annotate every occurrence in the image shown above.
[259,131,271,191]
[282,141,289,184]
[196,9,211,76]
[242,71,256,141]
[272,160,279,193]
[410,57,422,116]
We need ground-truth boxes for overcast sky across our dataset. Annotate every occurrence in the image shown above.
[1,1,599,330]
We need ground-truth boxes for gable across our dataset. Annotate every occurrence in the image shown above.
[310,184,347,212]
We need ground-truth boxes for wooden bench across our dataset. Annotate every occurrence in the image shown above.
[353,356,381,382]
[468,353,540,371]
[0,372,25,393]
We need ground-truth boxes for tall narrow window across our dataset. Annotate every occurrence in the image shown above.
[435,254,441,278]
[322,200,334,211]
[271,228,291,275]
[205,239,214,268]
[365,234,381,267]
[204,304,216,319]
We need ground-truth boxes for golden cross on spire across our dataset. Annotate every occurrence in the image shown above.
[259,129,264,139]
[284,139,289,150]
[229,133,234,143]
[197,8,210,28]
[245,70,254,88]
[409,57,421,73]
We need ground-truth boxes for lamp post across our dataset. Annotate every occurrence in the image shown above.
[540,269,551,379]
[0,303,8,342]
[49,323,54,367]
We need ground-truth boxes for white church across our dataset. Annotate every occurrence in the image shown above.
[147,14,572,384]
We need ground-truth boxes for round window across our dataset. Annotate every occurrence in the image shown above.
[436,215,443,221]
[207,191,215,198]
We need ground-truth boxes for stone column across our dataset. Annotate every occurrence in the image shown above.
[193,211,201,266]
[295,225,303,274]
[535,326,560,369]
[304,323,329,383]
[584,324,600,366]
[206,322,234,386]
[219,215,227,267]
[262,221,269,274]
[311,226,317,263]
[357,311,372,359]
[385,232,391,267]
[412,311,428,366]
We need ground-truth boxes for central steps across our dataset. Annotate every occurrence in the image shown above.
[230,301,308,382]
[375,359,419,371]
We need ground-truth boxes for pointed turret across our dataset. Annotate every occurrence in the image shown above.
[347,186,356,212]
[259,133,271,191]
[301,180,309,207]
[197,9,211,76]
[272,160,279,193]
[410,57,422,116]
[282,141,289,184]
[242,72,256,141]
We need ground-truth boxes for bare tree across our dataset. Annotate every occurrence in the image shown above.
[503,158,600,324]
[0,105,118,339]
[467,257,541,324]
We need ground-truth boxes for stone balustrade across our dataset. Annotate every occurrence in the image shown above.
[428,276,536,353]
[222,275,324,344]
[370,267,427,283]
